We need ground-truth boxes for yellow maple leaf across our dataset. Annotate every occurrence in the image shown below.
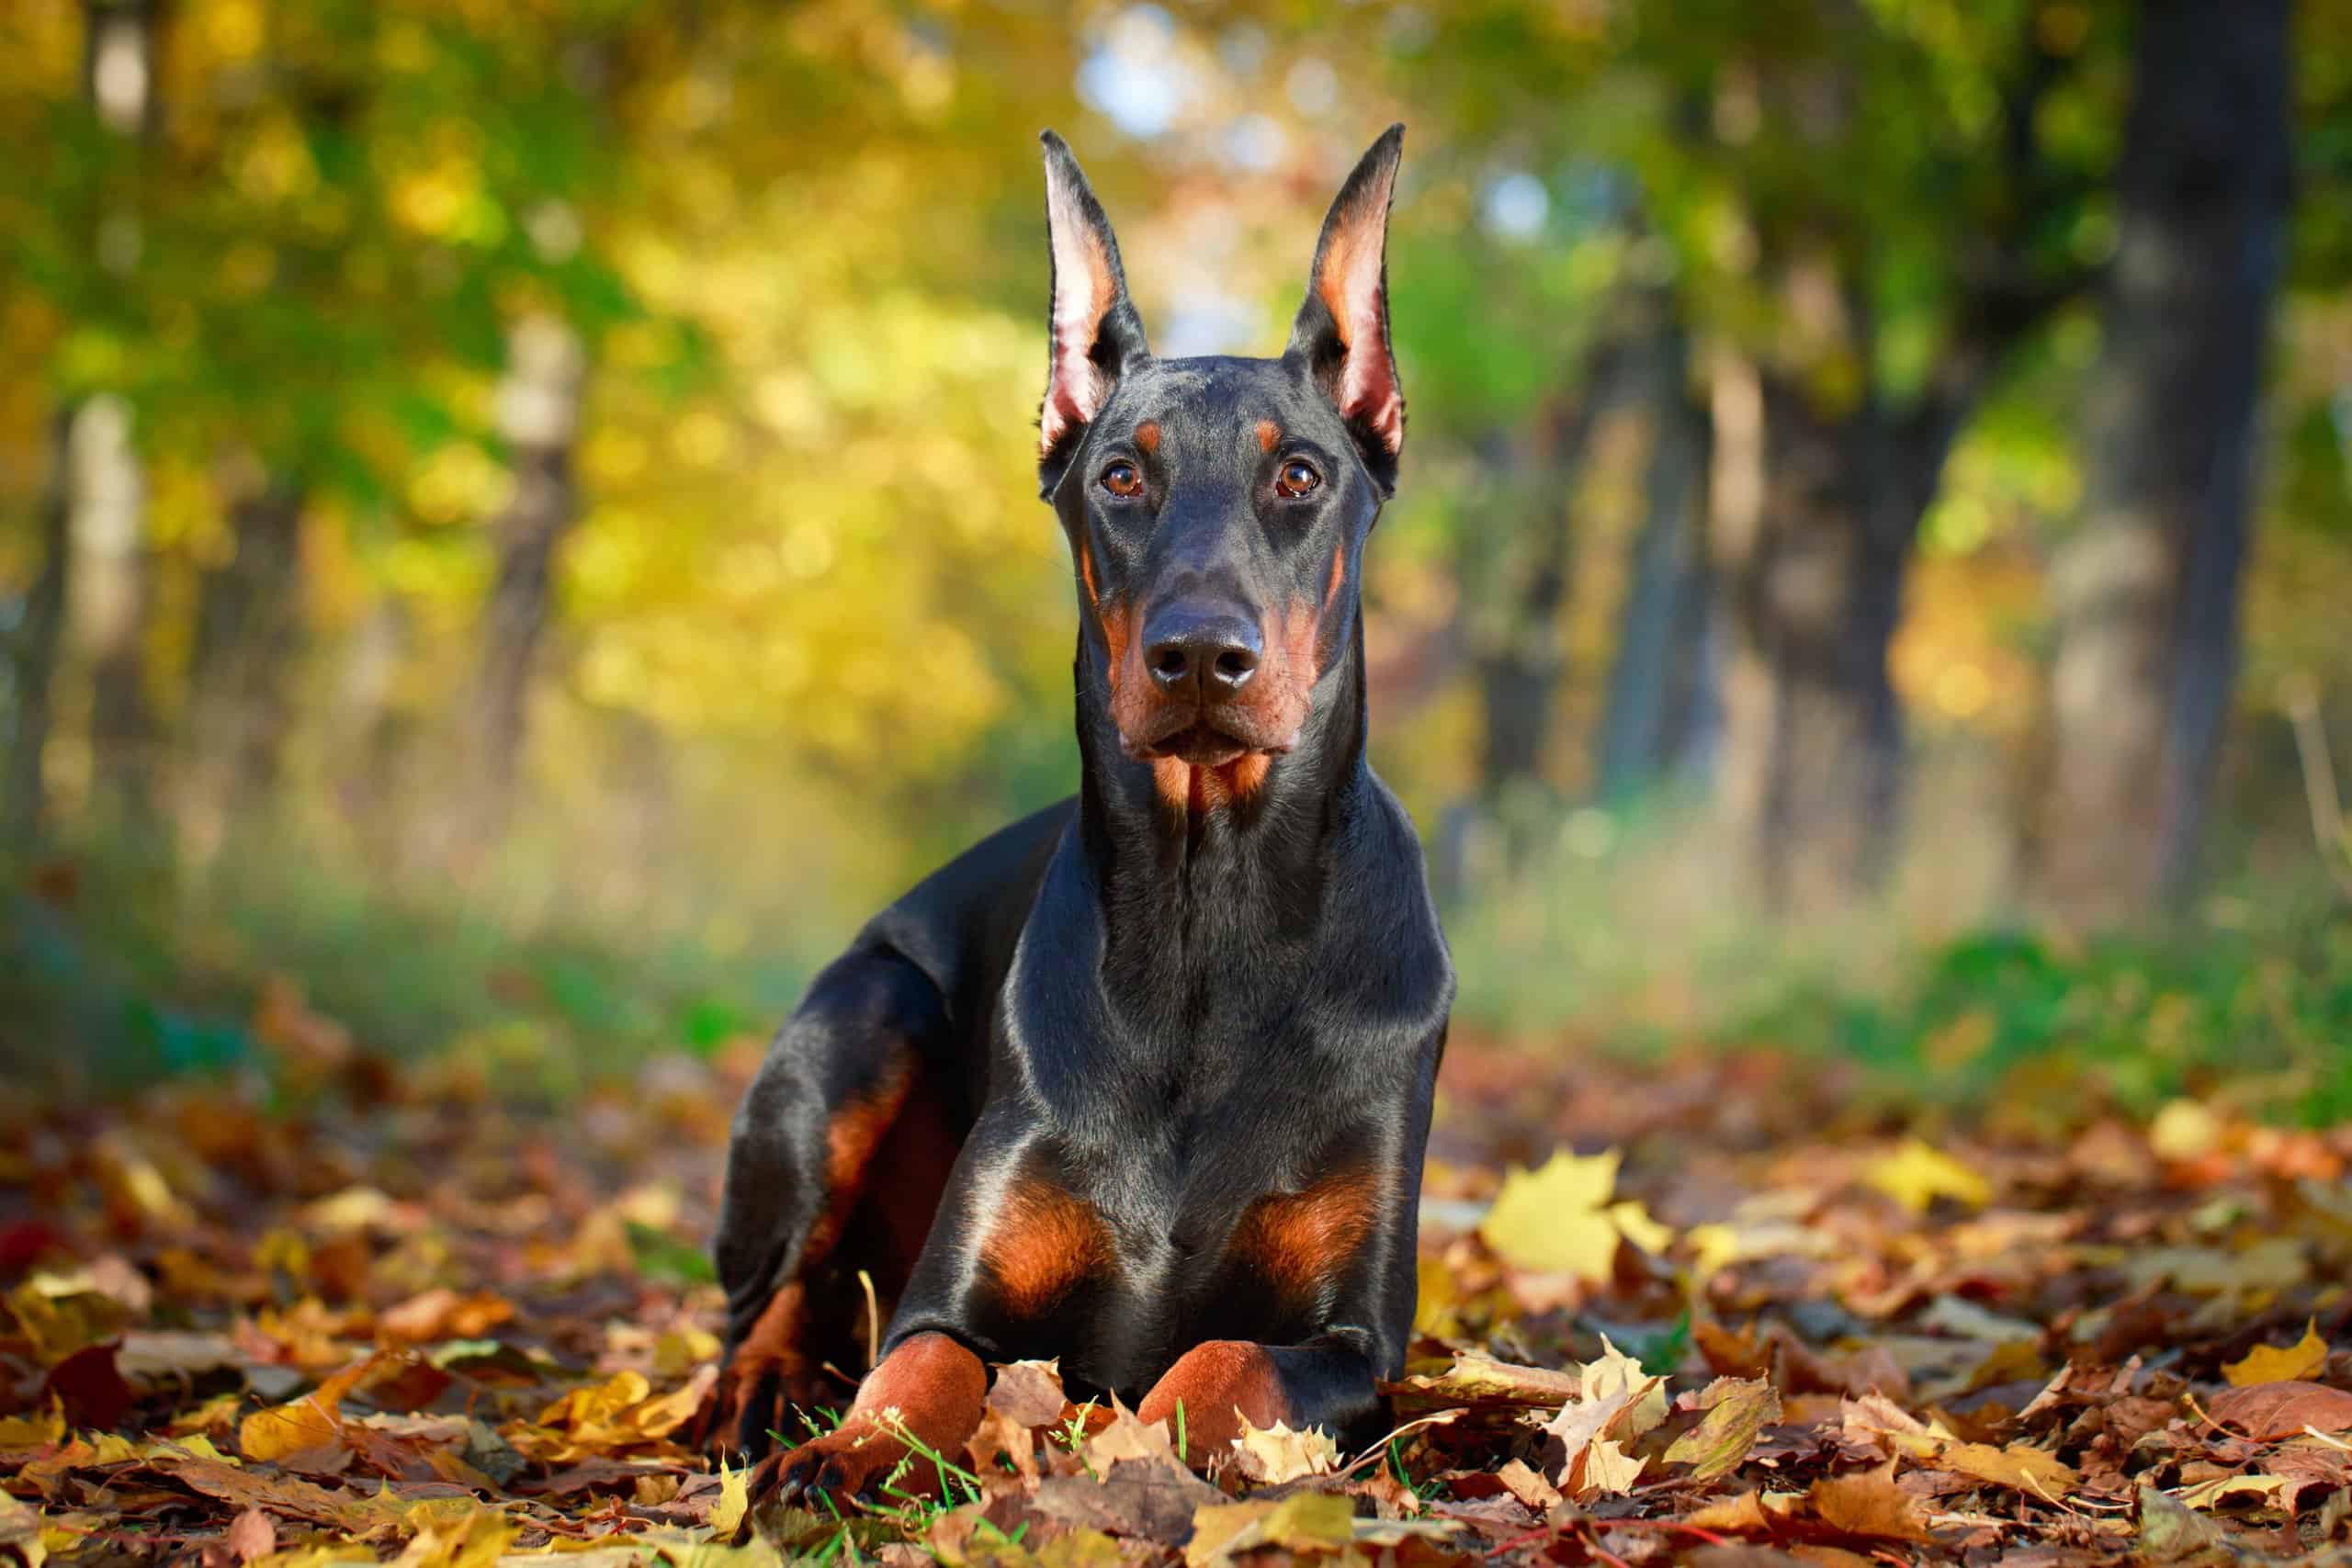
[1480,1149,1674,1281]
[2222,1321,2329,1387]
[707,1461,751,1538]
[1864,1139,1991,1213]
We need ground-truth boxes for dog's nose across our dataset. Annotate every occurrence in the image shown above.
[1144,607,1262,698]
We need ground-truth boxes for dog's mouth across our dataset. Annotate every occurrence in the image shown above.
[1119,709,1295,768]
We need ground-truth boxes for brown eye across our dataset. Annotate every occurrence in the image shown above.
[1276,458,1321,497]
[1100,460,1143,498]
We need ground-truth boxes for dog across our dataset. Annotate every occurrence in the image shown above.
[707,125,1452,1506]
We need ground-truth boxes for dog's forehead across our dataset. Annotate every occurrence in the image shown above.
[1113,355,1329,447]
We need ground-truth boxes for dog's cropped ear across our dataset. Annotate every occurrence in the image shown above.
[1287,125,1406,495]
[1038,130,1149,497]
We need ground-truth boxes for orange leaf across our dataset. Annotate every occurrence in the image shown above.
[1807,1463,1937,1543]
[2207,1381,2352,1438]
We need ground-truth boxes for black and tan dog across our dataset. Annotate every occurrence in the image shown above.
[707,126,1452,1506]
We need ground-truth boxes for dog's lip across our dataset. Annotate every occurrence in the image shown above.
[1119,712,1296,765]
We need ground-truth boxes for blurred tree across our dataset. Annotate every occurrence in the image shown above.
[6,0,161,851]
[2027,0,2293,922]
[1593,293,1716,802]
[458,314,585,859]
[1668,3,2111,908]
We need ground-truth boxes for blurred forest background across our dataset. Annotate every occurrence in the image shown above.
[5,0,2351,1114]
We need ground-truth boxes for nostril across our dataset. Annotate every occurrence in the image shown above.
[1148,645,1191,686]
[1212,647,1259,686]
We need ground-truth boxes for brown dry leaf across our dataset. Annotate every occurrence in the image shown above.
[1227,1416,1339,1483]
[1938,1440,2079,1502]
[1494,1458,1564,1513]
[1033,1459,1225,1544]
[1805,1463,1937,1543]
[1667,1377,1783,1482]
[2138,1483,2228,1561]
[2208,1381,2352,1439]
[2222,1322,2329,1387]
[967,1406,1038,1495]
[987,1359,1069,1427]
[226,1506,277,1563]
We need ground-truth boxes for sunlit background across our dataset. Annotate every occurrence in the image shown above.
[5,0,2350,1115]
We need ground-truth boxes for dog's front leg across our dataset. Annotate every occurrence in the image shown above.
[1136,1334,1382,1463]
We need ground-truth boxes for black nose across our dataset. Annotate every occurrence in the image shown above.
[1143,606,1262,698]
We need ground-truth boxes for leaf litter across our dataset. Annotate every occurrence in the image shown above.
[4,1021,2352,1563]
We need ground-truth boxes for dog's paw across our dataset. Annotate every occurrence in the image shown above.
[754,1422,916,1510]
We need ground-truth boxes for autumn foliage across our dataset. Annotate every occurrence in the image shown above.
[6,1021,2352,1565]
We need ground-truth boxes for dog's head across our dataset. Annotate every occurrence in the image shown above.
[1036,129,1406,782]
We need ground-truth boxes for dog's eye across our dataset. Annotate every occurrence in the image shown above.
[1276,458,1321,498]
[1100,461,1143,498]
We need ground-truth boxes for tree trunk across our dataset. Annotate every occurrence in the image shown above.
[66,394,155,827]
[457,314,586,860]
[1713,357,1963,910]
[1595,314,1716,802]
[9,0,163,848]
[2028,0,2291,924]
[3,413,75,854]
[182,475,306,861]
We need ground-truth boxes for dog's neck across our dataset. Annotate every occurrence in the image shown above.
[1072,614,1369,928]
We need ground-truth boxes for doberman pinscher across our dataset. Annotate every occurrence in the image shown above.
[707,126,1452,1505]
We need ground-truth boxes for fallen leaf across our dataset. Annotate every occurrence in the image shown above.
[378,1290,515,1345]
[1545,1339,1665,1498]
[1939,1440,2079,1502]
[227,1506,277,1563]
[2137,1483,2227,1562]
[1185,1493,1352,1567]
[1082,1400,1178,1469]
[2208,1381,2352,1439]
[0,1495,45,1568]
[1481,1148,1668,1280]
[241,1354,384,1465]
[1806,1463,1936,1543]
[1228,1416,1339,1483]
[2222,1322,2330,1387]
[987,1359,1069,1427]
[1398,1350,1583,1408]
[1494,1458,1563,1513]
[1863,1140,1990,1213]
[707,1462,750,1538]
[1579,1437,1647,1495]
[2176,1472,2290,1510]
[1667,1377,1782,1482]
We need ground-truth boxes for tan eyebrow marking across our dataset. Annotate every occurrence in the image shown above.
[1134,421,1161,454]
[1255,420,1282,454]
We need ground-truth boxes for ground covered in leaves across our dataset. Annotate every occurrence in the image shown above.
[6,995,2352,1566]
